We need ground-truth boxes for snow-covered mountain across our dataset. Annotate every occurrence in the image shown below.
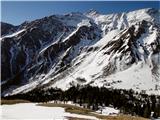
[1,8,160,96]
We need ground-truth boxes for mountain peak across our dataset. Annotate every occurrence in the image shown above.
[1,7,160,96]
[85,9,99,16]
[127,8,159,15]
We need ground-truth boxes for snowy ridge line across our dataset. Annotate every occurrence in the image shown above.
[0,29,26,40]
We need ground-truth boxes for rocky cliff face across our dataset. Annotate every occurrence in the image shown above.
[1,8,160,96]
[1,22,18,36]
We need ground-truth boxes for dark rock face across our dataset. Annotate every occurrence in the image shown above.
[1,14,101,93]
[1,22,18,36]
[102,20,160,77]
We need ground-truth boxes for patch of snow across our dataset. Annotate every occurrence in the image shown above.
[1,29,26,40]
[93,29,120,47]
[77,19,91,27]
[1,103,98,120]
[59,12,88,27]
[62,27,79,42]
[127,8,153,25]
[96,106,119,116]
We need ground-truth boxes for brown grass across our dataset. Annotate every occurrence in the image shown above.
[101,115,149,120]
[1,99,30,105]
[67,115,149,120]
[67,116,92,120]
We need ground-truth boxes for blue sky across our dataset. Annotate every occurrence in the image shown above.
[1,1,160,25]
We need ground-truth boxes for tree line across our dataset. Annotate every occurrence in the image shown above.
[3,85,160,118]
